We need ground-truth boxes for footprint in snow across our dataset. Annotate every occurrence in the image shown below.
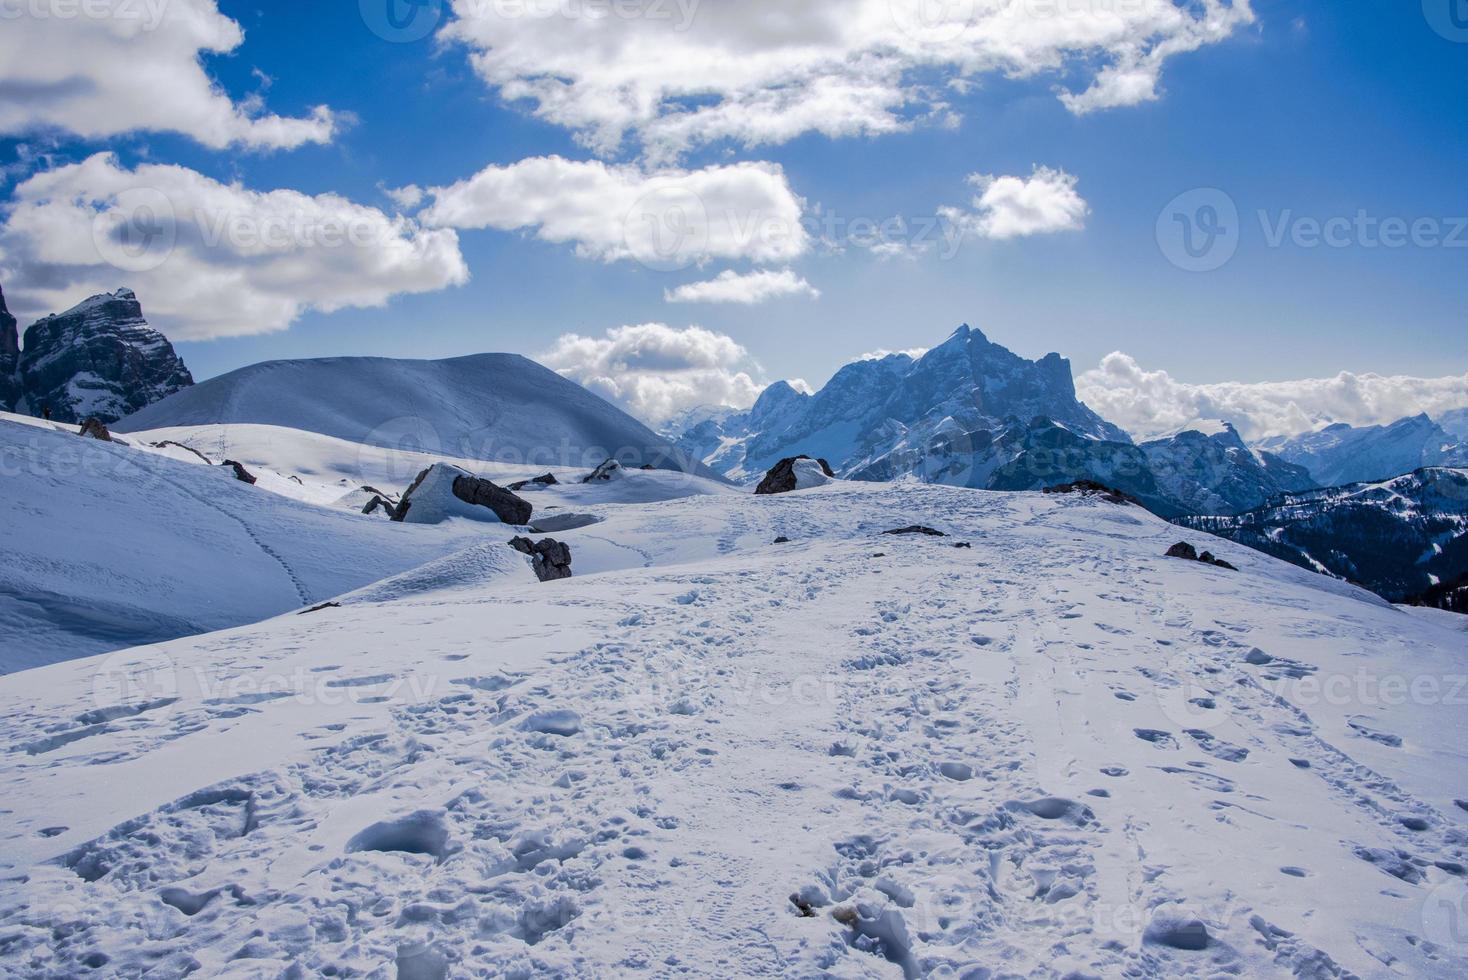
[1134,728,1178,749]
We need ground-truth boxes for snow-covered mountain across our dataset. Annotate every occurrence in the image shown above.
[1258,414,1467,487]
[1178,467,1468,602]
[1141,421,1316,515]
[671,328,1313,517]
[2,471,1466,977]
[117,352,720,479]
[674,325,1126,483]
[7,288,193,423]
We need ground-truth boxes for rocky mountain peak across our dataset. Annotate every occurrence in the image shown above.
[16,287,193,424]
[0,284,17,360]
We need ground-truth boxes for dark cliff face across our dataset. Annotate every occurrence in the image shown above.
[16,288,193,424]
[0,285,20,412]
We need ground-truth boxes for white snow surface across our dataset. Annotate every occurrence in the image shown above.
[2,474,1467,977]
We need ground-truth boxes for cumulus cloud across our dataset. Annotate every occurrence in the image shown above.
[420,156,808,269]
[940,167,1089,240]
[665,268,818,305]
[0,153,468,340]
[540,323,766,424]
[0,0,337,149]
[1077,352,1468,442]
[440,0,1253,159]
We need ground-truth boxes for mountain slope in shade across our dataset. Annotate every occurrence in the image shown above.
[1142,422,1316,515]
[1258,414,1466,487]
[1177,467,1468,602]
[117,353,721,479]
[16,288,193,423]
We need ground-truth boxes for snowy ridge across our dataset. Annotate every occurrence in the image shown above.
[0,479,1465,976]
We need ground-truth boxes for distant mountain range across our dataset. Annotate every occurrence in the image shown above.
[1178,468,1468,603]
[0,286,193,423]
[1258,414,1468,487]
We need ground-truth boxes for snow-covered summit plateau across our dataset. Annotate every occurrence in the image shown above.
[1,463,1465,976]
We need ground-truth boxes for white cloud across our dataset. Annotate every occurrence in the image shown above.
[383,184,426,210]
[1077,352,1468,442]
[440,0,1254,160]
[940,167,1089,240]
[0,153,468,340]
[0,0,337,149]
[665,268,818,305]
[540,323,766,424]
[421,156,808,269]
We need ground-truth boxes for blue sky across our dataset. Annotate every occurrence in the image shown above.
[2,0,1466,434]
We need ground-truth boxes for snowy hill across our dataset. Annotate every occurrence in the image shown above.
[1,479,1465,977]
[115,353,720,479]
[1178,467,1468,602]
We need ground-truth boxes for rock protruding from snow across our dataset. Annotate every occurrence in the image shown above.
[755,455,835,495]
[1042,480,1140,506]
[508,473,559,491]
[583,458,625,483]
[78,418,113,442]
[18,288,193,424]
[883,525,947,537]
[222,460,258,485]
[1166,541,1237,571]
[509,537,573,582]
[0,284,20,412]
[395,463,533,526]
[529,513,602,533]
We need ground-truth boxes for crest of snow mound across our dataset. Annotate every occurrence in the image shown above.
[393,463,533,526]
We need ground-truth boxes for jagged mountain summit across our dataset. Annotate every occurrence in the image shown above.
[1257,414,1467,487]
[116,352,722,479]
[1178,467,1468,602]
[675,325,1126,485]
[1,287,194,423]
[0,285,20,412]
[1141,421,1316,516]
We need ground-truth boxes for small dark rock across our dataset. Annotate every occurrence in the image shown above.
[1043,480,1140,506]
[451,474,532,525]
[222,460,257,485]
[755,455,836,495]
[774,536,791,544]
[299,601,341,615]
[954,542,972,549]
[508,473,559,491]
[361,495,397,519]
[78,418,113,441]
[583,458,624,483]
[883,526,946,537]
[1166,542,1199,561]
[509,537,573,582]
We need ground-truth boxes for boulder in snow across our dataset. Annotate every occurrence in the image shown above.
[529,513,602,533]
[509,472,560,491]
[583,458,625,483]
[394,464,532,526]
[755,456,835,495]
[1166,541,1237,571]
[222,460,257,485]
[883,525,946,537]
[78,418,113,442]
[510,537,573,582]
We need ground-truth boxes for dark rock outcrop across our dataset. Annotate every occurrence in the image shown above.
[528,513,602,533]
[453,474,532,525]
[1043,480,1141,506]
[583,458,624,483]
[883,526,946,537]
[510,537,573,582]
[17,288,192,424]
[0,284,20,412]
[78,418,113,441]
[223,460,257,485]
[755,455,835,495]
[361,495,398,519]
[508,473,559,491]
[1166,541,1235,571]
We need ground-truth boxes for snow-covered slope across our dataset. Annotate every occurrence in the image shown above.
[0,417,527,673]
[115,353,720,479]
[1,481,1464,978]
